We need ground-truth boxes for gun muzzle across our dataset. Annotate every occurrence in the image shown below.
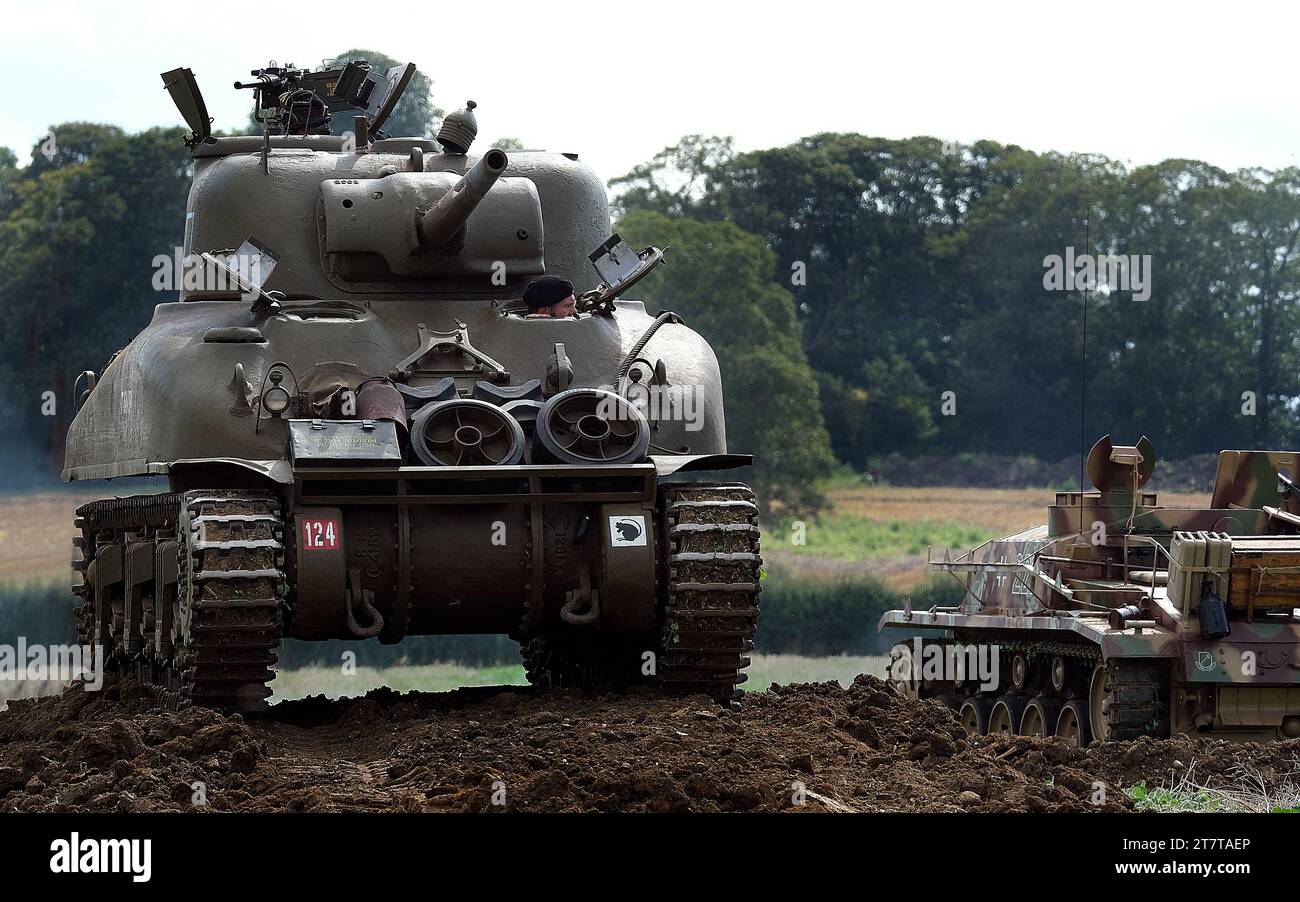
[417,148,509,249]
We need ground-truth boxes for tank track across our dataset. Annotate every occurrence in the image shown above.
[995,641,1167,739]
[74,492,186,651]
[517,483,762,705]
[1099,659,1168,740]
[74,491,286,711]
[935,637,1167,740]
[997,639,1101,664]
[656,484,762,705]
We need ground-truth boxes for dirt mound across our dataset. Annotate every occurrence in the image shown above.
[2,675,1297,812]
[0,680,265,812]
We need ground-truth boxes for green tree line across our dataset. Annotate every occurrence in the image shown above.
[612,135,1300,476]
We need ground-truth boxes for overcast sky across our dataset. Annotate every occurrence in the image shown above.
[3,0,1299,182]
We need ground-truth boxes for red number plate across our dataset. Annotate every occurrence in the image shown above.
[301,517,339,550]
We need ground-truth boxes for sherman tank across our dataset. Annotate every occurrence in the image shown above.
[881,435,1300,743]
[64,60,761,710]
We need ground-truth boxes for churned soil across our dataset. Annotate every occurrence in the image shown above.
[0,675,1296,813]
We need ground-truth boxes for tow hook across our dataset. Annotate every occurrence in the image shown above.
[344,567,384,638]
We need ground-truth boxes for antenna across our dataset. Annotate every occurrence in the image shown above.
[1080,203,1090,536]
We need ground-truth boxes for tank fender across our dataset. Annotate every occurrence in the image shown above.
[166,458,294,493]
[650,453,753,477]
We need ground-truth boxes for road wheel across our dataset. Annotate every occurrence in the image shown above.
[1050,655,1068,692]
[959,697,992,735]
[1088,660,1168,740]
[989,695,1027,736]
[1089,663,1112,741]
[1056,698,1091,747]
[1011,653,1029,690]
[1020,696,1062,737]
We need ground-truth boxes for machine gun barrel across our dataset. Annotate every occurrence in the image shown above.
[417,149,509,248]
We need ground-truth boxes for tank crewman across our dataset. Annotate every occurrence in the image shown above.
[523,275,578,318]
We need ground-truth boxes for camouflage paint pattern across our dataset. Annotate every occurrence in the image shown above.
[880,441,1300,736]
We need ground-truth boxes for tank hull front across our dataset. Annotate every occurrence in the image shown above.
[285,463,660,642]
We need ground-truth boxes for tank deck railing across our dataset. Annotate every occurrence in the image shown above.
[927,536,1001,568]
[928,541,1076,610]
[928,530,1182,613]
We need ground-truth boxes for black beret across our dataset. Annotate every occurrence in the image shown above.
[523,275,574,308]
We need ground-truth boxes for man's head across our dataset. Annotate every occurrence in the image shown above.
[523,275,576,318]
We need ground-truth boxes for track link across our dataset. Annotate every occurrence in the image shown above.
[1101,659,1168,740]
[656,484,762,705]
[74,490,286,710]
[179,492,285,709]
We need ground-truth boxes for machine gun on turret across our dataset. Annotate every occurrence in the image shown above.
[233,59,415,137]
[162,58,414,148]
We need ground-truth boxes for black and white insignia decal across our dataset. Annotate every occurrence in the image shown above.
[609,515,647,547]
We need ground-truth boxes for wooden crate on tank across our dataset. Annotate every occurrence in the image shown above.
[1228,537,1300,613]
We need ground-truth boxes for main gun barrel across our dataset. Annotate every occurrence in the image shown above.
[418,148,509,249]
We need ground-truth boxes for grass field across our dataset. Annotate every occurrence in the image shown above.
[0,654,890,708]
[0,492,99,587]
[765,483,1212,588]
[783,517,992,560]
[268,654,887,701]
[1129,765,1300,813]
[270,662,527,701]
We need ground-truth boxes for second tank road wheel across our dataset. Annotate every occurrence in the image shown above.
[1056,698,1091,747]
[958,697,992,735]
[1019,696,1062,738]
[1050,655,1069,692]
[1010,653,1030,691]
[989,695,1027,735]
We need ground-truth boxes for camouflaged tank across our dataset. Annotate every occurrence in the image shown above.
[64,61,761,710]
[881,435,1300,743]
